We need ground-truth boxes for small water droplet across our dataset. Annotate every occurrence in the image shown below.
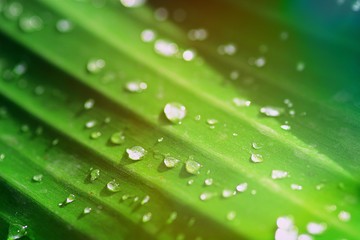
[204,178,213,186]
[194,115,201,121]
[89,168,100,181]
[218,43,237,55]
[126,146,147,160]
[188,28,208,41]
[154,7,168,21]
[90,131,102,139]
[290,184,302,191]
[236,182,248,192]
[275,228,298,240]
[3,2,23,20]
[199,192,214,201]
[87,59,105,74]
[34,85,45,95]
[233,98,251,107]
[254,57,266,68]
[19,15,43,33]
[296,62,305,72]
[154,39,178,57]
[250,153,263,163]
[183,49,196,61]
[8,224,27,240]
[0,153,5,161]
[157,137,164,142]
[260,106,282,117]
[109,131,125,145]
[185,160,201,175]
[164,156,180,168]
[121,194,130,201]
[32,174,43,182]
[52,138,59,146]
[226,211,236,221]
[187,179,194,185]
[141,29,156,42]
[56,19,73,33]
[164,102,186,124]
[83,207,92,214]
[338,210,351,222]
[306,222,326,235]
[125,81,147,93]
[13,62,27,76]
[222,189,235,198]
[297,234,313,240]
[85,120,97,129]
[107,179,121,192]
[166,211,177,224]
[84,98,95,110]
[252,142,263,150]
[142,212,152,223]
[206,119,218,125]
[59,194,75,207]
[280,124,291,131]
[271,170,289,180]
[280,31,289,41]
[229,70,239,80]
[120,0,146,8]
[141,195,150,205]
[20,124,29,133]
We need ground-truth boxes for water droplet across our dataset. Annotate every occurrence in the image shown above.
[183,49,196,61]
[233,98,251,107]
[8,224,27,240]
[157,137,164,142]
[125,81,147,93]
[236,182,248,192]
[260,106,282,117]
[352,0,360,11]
[164,102,186,124]
[120,0,146,8]
[338,210,351,222]
[107,179,121,192]
[164,156,180,168]
[188,28,208,41]
[275,228,298,240]
[281,124,291,131]
[252,142,263,150]
[226,211,236,221]
[154,7,168,21]
[306,222,326,235]
[85,120,97,129]
[154,39,178,57]
[271,170,289,180]
[229,70,239,80]
[34,85,45,95]
[59,194,75,206]
[206,119,218,125]
[13,62,27,76]
[166,211,177,224]
[280,31,289,41]
[20,124,29,133]
[56,19,73,33]
[250,153,263,163]
[126,146,147,160]
[83,207,92,214]
[194,115,201,121]
[3,2,23,20]
[297,234,312,240]
[254,57,266,68]
[218,43,237,55]
[89,168,100,181]
[19,15,43,33]
[277,216,294,230]
[199,192,213,201]
[84,98,95,110]
[290,184,302,191]
[0,153,5,161]
[187,179,194,185]
[141,29,156,42]
[141,195,150,205]
[185,160,201,175]
[110,131,125,145]
[296,62,305,72]
[222,189,235,198]
[87,59,105,74]
[90,131,102,139]
[52,138,59,146]
[32,174,43,182]
[142,212,152,223]
[204,178,213,186]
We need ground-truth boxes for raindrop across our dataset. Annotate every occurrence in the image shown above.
[85,120,97,129]
[251,142,263,150]
[222,189,235,198]
[280,124,291,131]
[164,156,180,168]
[277,216,294,230]
[183,49,196,61]
[19,15,43,33]
[141,195,150,205]
[338,210,351,222]
[271,170,288,180]
[142,212,152,223]
[125,81,147,93]
[250,153,263,163]
[260,106,282,117]
[83,207,92,214]
[8,224,27,240]
[236,182,248,192]
[204,178,213,186]
[164,102,186,124]
[0,153,5,161]
[226,211,236,221]
[34,85,45,95]
[13,62,27,75]
[254,57,266,68]
[154,39,178,57]
[218,43,237,55]
[32,174,43,182]
[89,168,100,181]
[84,98,95,110]
[107,179,121,192]
[206,119,218,125]
[126,146,147,160]
[233,98,251,107]
[185,160,201,175]
[187,179,194,185]
[56,19,73,33]
[275,228,298,240]
[90,131,102,139]
[87,59,105,74]
[290,184,302,191]
[141,29,156,42]
[59,194,75,207]
[306,222,326,235]
[199,192,213,201]
[120,0,146,8]
[110,131,125,145]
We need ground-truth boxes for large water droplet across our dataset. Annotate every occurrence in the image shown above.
[185,160,201,175]
[85,120,97,129]
[236,182,248,192]
[126,146,147,160]
[277,216,294,230]
[83,207,92,215]
[107,179,121,192]
[8,224,27,240]
[306,222,326,235]
[164,102,186,124]
[182,49,196,61]
[250,153,263,163]
[110,131,125,145]
[87,59,105,74]
[338,210,351,222]
[59,194,75,207]
[164,156,180,168]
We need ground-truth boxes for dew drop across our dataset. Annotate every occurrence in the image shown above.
[271,170,289,180]
[141,29,156,42]
[32,174,43,182]
[280,124,291,131]
[126,146,147,160]
[84,98,95,110]
[34,85,45,95]
[89,168,100,181]
[90,131,102,139]
[3,2,23,20]
[275,228,298,240]
[306,222,326,235]
[199,192,213,201]
[226,211,236,221]
[83,207,92,214]
[59,194,75,206]
[141,195,150,205]
[187,179,194,185]
[154,39,178,57]
[107,179,121,192]
[204,178,213,186]
[87,59,105,74]
[166,211,177,224]
[164,102,186,124]
[218,43,237,55]
[125,81,147,93]
[233,98,251,107]
[254,57,266,68]
[206,119,218,125]
[56,19,73,33]
[185,160,201,175]
[8,224,27,240]
[120,0,146,8]
[0,153,5,161]
[110,131,125,145]
[19,15,43,33]
[236,182,248,192]
[222,189,236,198]
[298,234,313,240]
[250,153,263,163]
[260,106,282,117]
[85,120,97,129]
[183,49,196,61]
[290,184,302,191]
[188,28,208,41]
[142,212,152,223]
[251,142,263,150]
[338,210,351,222]
[164,156,180,168]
